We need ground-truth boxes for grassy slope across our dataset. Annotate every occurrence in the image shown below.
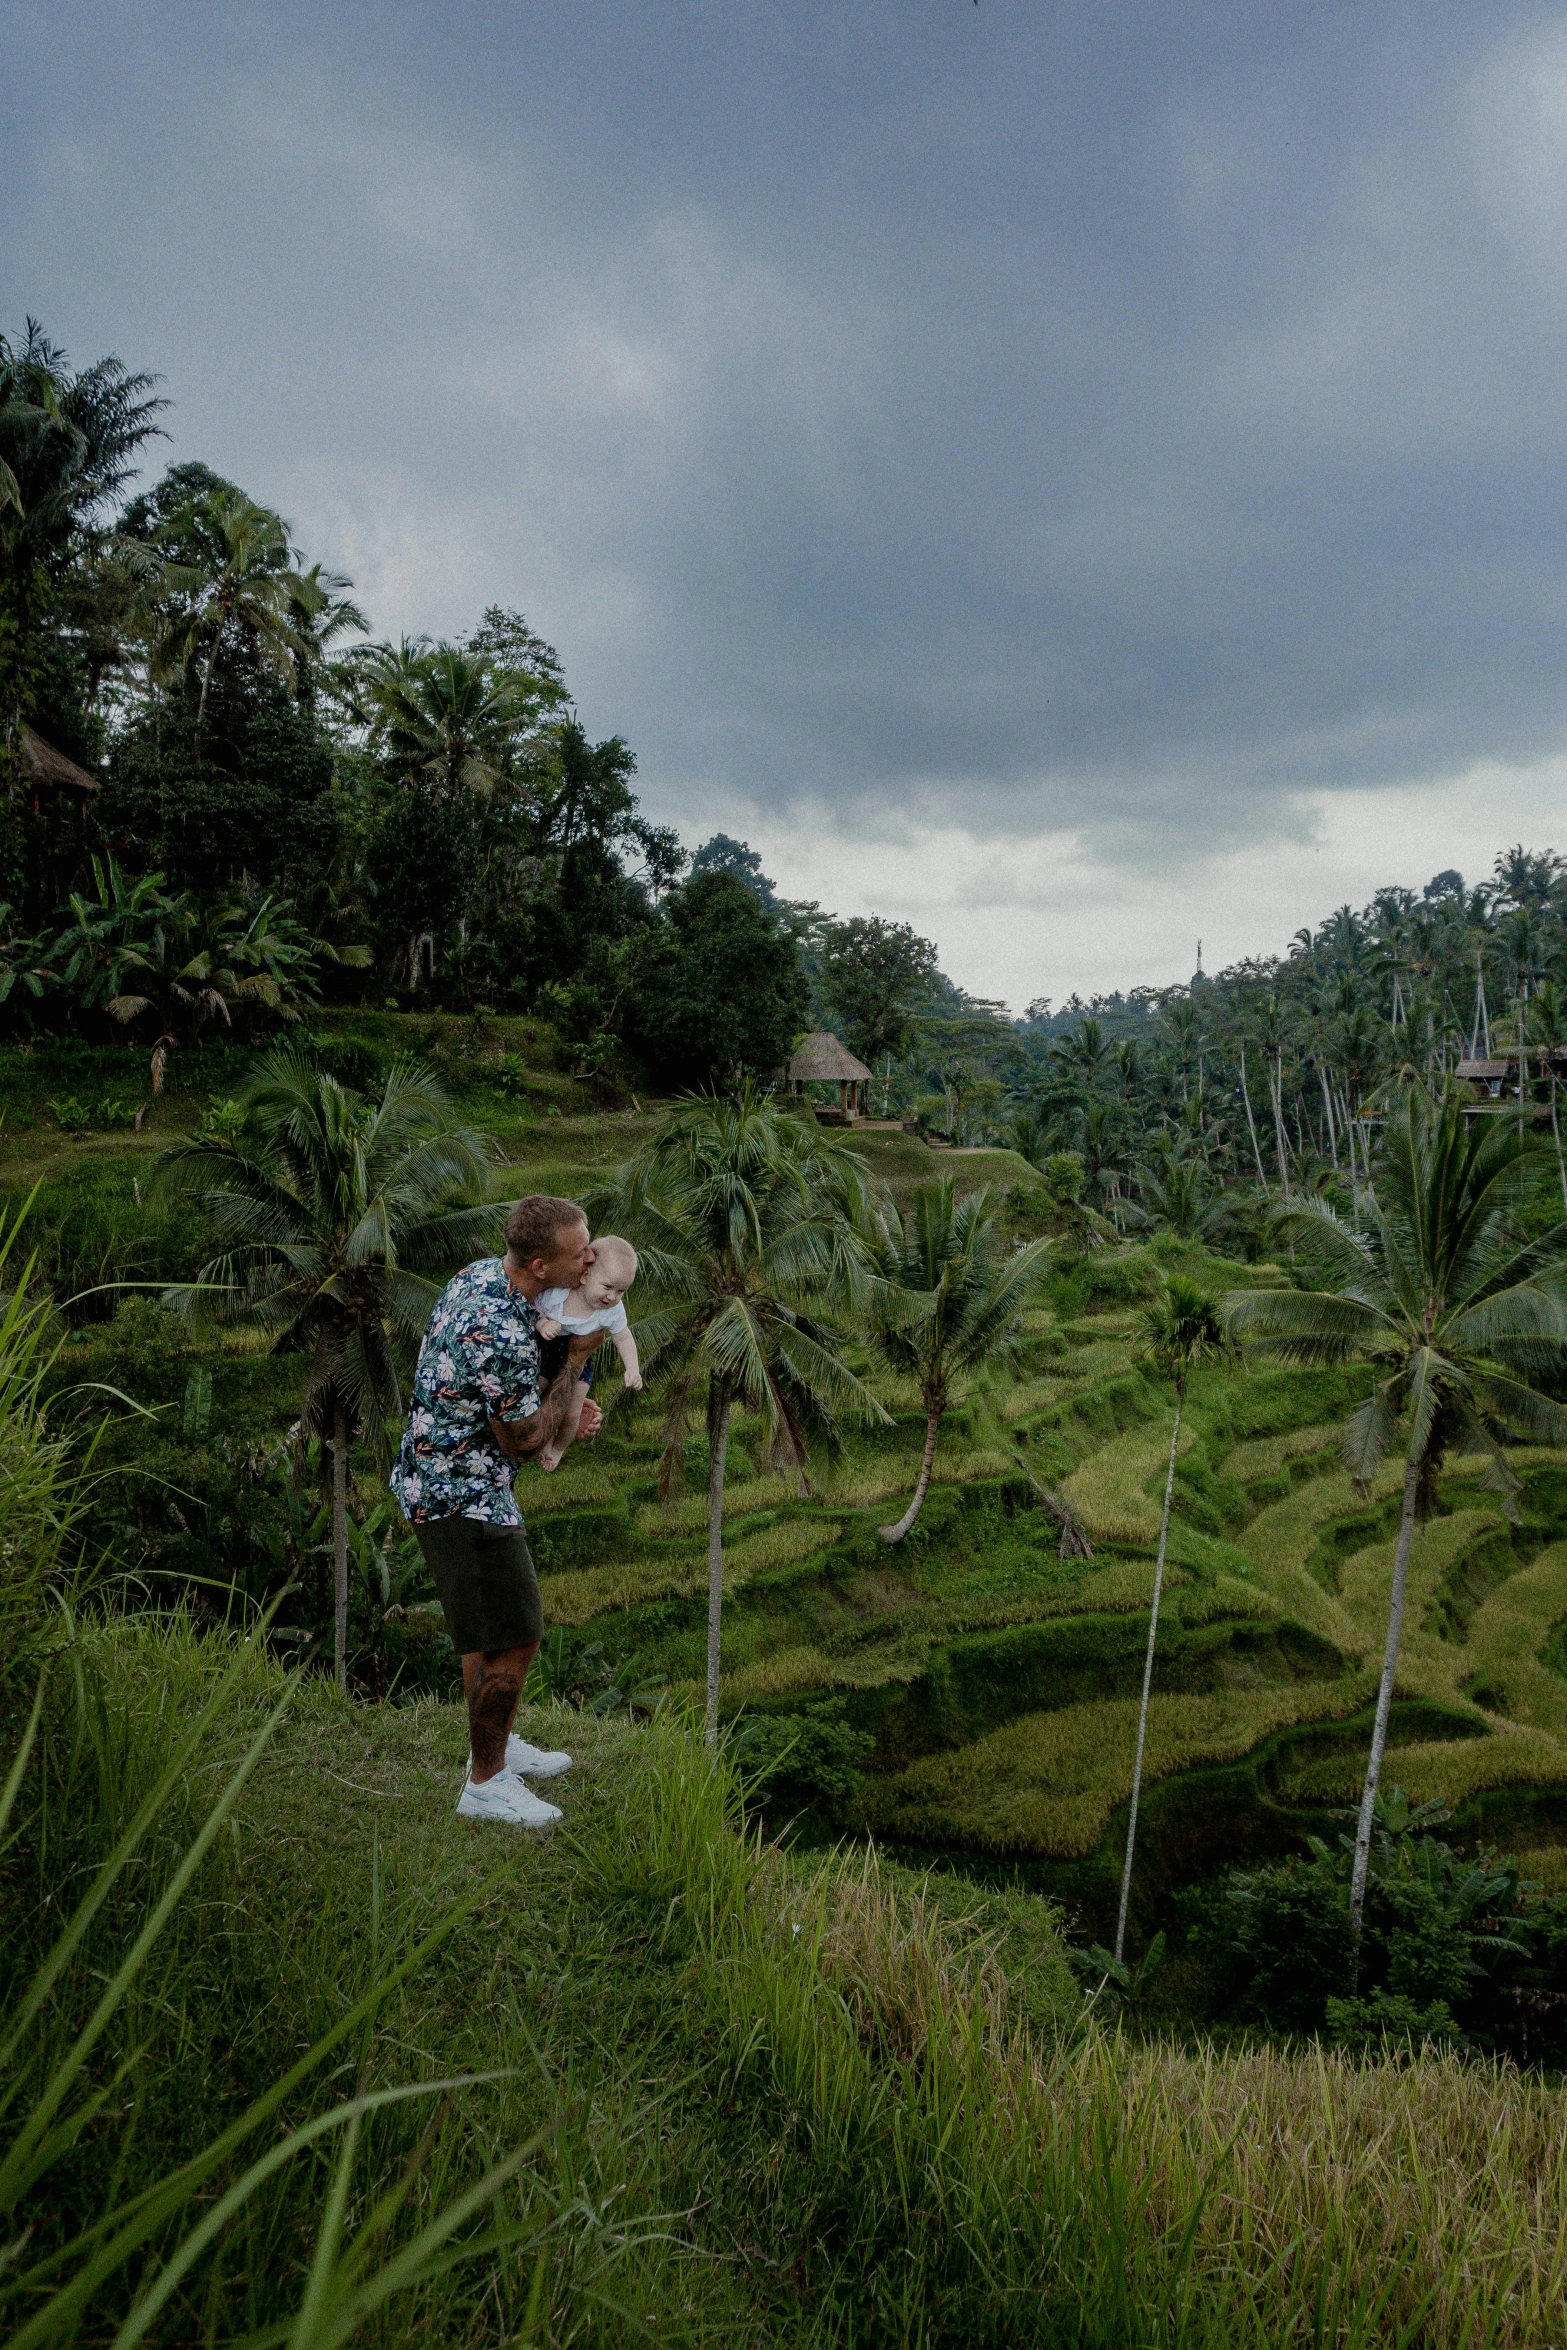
[6,1010,1567,1940]
[39,1619,1567,2347]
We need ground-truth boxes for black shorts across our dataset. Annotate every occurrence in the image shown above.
[538,1333,597,1387]
[412,1514,543,1655]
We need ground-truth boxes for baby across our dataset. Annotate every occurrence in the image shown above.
[533,1233,642,1473]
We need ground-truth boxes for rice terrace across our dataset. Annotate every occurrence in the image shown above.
[9,7,1567,2341]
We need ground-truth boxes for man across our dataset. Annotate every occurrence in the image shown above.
[390,1193,604,1825]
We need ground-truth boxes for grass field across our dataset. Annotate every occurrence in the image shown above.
[14,1617,1565,2344]
[7,1007,1567,1944]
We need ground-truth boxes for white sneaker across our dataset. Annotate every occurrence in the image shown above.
[456,1772,562,1827]
[505,1734,574,1779]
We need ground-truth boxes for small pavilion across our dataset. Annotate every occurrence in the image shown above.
[18,727,96,903]
[21,726,97,804]
[784,1031,874,1122]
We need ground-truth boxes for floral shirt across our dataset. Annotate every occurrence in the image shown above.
[389,1258,541,1524]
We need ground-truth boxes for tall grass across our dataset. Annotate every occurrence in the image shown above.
[593,1720,1567,2346]
[0,1208,95,1723]
[0,1193,696,2343]
[0,1621,721,2346]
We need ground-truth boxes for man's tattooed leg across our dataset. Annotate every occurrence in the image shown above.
[464,1643,539,1781]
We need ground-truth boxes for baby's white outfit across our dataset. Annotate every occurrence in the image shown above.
[534,1286,629,1337]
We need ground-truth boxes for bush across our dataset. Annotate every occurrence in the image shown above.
[1193,1788,1567,2064]
[1040,1151,1086,1204]
[48,1092,141,1132]
[291,1033,390,1096]
[733,1701,875,1809]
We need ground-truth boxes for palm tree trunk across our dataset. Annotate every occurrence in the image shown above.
[1267,1059,1291,1199]
[1238,1045,1267,1186]
[1318,1063,1338,1169]
[1348,1456,1420,1975]
[880,1406,943,1544]
[1551,1071,1567,1216]
[705,1381,732,1750]
[1114,1391,1183,1965]
[194,618,225,762]
[333,1398,349,1695]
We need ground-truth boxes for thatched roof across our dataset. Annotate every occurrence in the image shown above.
[21,727,97,792]
[786,1031,872,1083]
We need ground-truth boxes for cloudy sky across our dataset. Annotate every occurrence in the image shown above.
[8,2,1567,1009]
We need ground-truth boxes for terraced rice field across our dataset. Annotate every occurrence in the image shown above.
[524,1143,1567,1929]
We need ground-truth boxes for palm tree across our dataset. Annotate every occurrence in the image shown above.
[152,489,321,756]
[288,562,367,688]
[1050,1014,1110,1092]
[1527,980,1567,1214]
[0,321,165,764]
[599,1089,885,1745]
[1254,994,1293,1198]
[1114,1275,1228,1964]
[864,1178,1050,1546]
[1136,1139,1218,1239]
[1226,1088,1567,1965]
[360,640,529,803]
[155,1052,500,1690]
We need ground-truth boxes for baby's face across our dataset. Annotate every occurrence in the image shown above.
[579,1261,629,1310]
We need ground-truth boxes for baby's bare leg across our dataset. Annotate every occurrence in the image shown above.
[539,1374,588,1472]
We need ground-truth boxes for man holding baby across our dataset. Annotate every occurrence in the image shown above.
[389,1193,640,1828]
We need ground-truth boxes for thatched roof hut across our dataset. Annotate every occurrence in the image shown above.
[784,1031,873,1121]
[21,727,97,795]
[786,1032,872,1085]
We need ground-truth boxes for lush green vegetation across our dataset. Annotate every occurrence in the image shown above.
[7,310,1567,2340]
[14,1014,1566,2047]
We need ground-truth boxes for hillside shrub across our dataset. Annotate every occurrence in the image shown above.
[1189,1789,1567,2065]
[734,1699,875,1809]
[1057,1248,1162,1313]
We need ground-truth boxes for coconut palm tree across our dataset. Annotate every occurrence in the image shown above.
[1527,979,1567,1214]
[598,1088,885,1745]
[0,321,165,763]
[288,562,367,689]
[152,491,324,756]
[864,1178,1050,1546]
[359,639,530,803]
[155,1052,500,1690]
[1114,1275,1228,1964]
[1226,1088,1567,1966]
[1136,1139,1218,1239]
[152,489,321,756]
[1254,993,1293,1198]
[1049,1014,1110,1092]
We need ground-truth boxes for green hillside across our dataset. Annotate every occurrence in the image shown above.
[7,1012,1567,2341]
[13,1619,1564,2345]
[13,1008,1567,1974]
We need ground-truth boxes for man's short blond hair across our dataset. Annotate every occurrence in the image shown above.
[590,1234,638,1283]
[504,1194,587,1264]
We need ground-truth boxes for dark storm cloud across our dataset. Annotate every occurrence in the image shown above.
[7,0,1567,869]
